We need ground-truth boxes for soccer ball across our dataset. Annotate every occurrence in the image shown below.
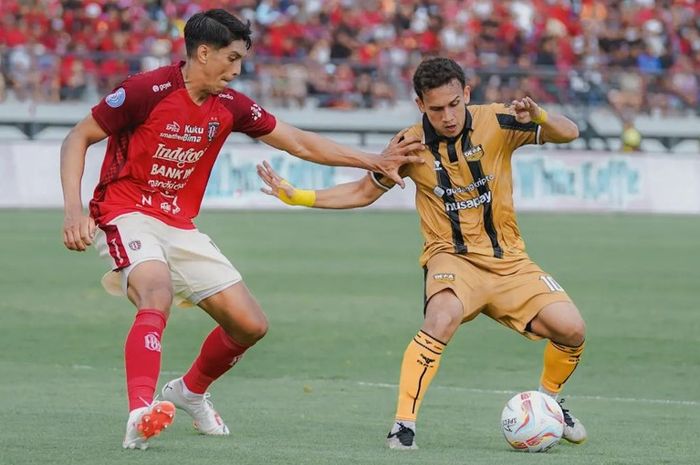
[500,391,564,452]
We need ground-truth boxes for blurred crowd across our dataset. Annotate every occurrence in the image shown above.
[0,0,698,117]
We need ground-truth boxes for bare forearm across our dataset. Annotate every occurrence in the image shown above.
[60,129,89,213]
[313,181,376,209]
[540,114,579,143]
[288,130,380,171]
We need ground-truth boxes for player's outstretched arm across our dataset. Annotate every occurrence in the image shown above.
[257,122,424,189]
[257,161,384,209]
[511,96,579,143]
[60,114,108,251]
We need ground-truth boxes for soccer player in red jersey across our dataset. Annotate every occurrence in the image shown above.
[60,9,422,450]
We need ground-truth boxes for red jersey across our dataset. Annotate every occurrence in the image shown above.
[90,61,276,229]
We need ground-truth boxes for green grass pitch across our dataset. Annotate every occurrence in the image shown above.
[0,210,697,465]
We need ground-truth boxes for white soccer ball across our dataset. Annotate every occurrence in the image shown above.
[501,390,564,452]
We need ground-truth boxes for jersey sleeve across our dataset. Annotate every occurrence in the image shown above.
[368,162,412,191]
[223,91,277,138]
[91,75,161,135]
[491,103,543,151]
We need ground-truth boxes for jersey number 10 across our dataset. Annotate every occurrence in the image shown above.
[540,275,564,292]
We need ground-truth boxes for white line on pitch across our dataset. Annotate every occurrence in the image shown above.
[355,381,700,406]
[68,364,699,407]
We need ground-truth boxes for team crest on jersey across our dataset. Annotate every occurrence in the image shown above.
[463,144,484,162]
[128,240,141,251]
[105,87,126,108]
[207,121,220,142]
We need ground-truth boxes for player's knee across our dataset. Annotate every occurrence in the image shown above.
[567,318,586,347]
[244,300,268,342]
[426,309,462,332]
[132,286,173,312]
[225,310,268,344]
[556,317,586,347]
[245,314,268,342]
[424,290,463,337]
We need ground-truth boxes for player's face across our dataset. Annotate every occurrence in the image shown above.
[416,79,471,138]
[202,40,248,94]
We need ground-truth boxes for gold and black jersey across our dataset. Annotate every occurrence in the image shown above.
[370,103,542,266]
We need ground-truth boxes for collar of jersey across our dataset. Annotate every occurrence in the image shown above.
[422,105,473,147]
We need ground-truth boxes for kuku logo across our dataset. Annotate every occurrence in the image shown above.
[185,125,204,135]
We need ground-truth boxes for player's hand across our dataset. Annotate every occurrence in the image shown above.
[63,211,96,252]
[257,161,296,200]
[511,97,543,124]
[375,129,425,189]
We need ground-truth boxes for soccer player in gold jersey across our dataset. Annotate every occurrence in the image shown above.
[257,57,587,449]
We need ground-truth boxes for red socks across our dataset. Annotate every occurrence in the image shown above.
[182,326,249,394]
[124,310,247,408]
[124,309,167,411]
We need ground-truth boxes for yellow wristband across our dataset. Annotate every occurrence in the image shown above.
[532,108,548,125]
[279,181,316,207]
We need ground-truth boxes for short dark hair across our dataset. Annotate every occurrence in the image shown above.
[184,9,252,57]
[413,57,466,99]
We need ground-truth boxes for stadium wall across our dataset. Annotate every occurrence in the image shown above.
[1,141,698,214]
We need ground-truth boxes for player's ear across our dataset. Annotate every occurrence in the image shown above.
[197,44,210,65]
[415,96,425,113]
[463,85,471,105]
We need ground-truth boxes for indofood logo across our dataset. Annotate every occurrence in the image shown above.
[153,143,205,168]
